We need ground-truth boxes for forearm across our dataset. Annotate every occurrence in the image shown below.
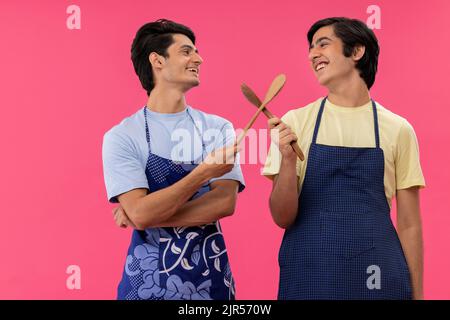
[398,225,424,300]
[396,187,423,299]
[269,158,299,228]
[128,166,210,229]
[153,184,237,227]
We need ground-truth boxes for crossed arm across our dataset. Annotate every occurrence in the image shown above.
[115,179,239,230]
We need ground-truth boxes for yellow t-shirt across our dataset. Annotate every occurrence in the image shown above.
[262,97,426,207]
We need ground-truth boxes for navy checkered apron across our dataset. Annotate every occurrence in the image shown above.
[278,97,412,300]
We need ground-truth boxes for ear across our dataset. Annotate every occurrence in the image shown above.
[149,52,165,71]
[352,45,366,62]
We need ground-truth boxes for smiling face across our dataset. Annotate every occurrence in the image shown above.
[151,33,203,92]
[308,25,361,89]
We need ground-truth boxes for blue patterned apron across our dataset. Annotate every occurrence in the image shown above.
[278,98,412,299]
[117,107,235,300]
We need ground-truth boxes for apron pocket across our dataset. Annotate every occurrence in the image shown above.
[320,210,374,260]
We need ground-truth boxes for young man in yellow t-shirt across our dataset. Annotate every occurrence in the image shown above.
[263,17,425,300]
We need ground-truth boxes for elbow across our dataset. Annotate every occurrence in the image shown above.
[131,215,158,230]
[269,199,297,229]
[273,216,295,229]
[397,214,423,233]
[222,205,236,218]
[128,209,148,230]
[133,223,147,231]
[219,194,237,219]
[397,223,423,236]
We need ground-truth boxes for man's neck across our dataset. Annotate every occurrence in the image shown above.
[327,73,371,108]
[146,86,187,114]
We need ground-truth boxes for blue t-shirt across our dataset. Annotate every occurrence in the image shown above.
[102,106,245,203]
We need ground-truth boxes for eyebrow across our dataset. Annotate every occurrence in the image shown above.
[309,37,332,50]
[179,44,199,53]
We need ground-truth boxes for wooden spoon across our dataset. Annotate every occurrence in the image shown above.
[237,74,286,145]
[241,83,305,161]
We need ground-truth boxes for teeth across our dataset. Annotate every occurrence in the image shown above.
[316,63,327,71]
[188,68,198,73]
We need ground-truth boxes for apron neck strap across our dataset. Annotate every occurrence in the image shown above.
[372,100,380,148]
[144,106,151,148]
[311,97,327,145]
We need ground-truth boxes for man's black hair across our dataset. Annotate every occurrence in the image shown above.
[131,19,196,95]
[307,17,379,89]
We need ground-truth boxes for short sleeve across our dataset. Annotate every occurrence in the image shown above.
[209,121,246,192]
[102,130,149,203]
[395,120,426,190]
[261,111,299,179]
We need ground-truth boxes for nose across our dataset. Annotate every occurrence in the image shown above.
[308,46,320,63]
[193,52,203,65]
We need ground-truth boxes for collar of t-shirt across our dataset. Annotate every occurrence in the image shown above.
[325,99,372,113]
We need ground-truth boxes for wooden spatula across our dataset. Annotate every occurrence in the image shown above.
[237,74,286,145]
[241,82,305,161]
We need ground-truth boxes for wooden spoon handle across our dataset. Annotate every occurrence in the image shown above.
[237,75,286,146]
[237,100,268,145]
[240,83,305,161]
[261,107,275,119]
[264,112,305,161]
[290,140,305,161]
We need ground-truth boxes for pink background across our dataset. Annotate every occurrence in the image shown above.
[0,0,449,299]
